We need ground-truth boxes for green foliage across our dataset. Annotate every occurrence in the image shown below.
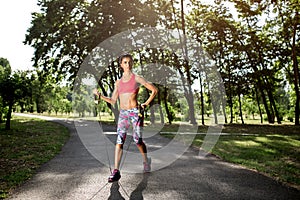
[0,58,33,129]
[186,0,300,125]
[165,101,176,122]
[0,61,73,125]
[16,0,300,125]
[0,58,11,77]
[25,0,157,82]
[72,84,93,117]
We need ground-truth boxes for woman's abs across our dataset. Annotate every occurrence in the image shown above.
[119,93,138,109]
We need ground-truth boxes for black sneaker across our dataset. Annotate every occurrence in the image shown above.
[108,169,121,182]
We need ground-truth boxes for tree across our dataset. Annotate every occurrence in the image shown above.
[145,0,198,124]
[24,0,298,125]
[224,0,286,124]
[25,0,157,82]
[25,0,158,119]
[0,64,32,130]
[0,58,12,123]
[265,0,300,125]
[187,1,237,124]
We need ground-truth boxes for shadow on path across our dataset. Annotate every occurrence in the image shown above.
[129,173,150,200]
[107,173,150,200]
[108,182,125,200]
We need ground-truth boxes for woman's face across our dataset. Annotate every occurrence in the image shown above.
[120,57,132,72]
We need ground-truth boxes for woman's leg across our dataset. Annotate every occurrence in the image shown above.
[114,144,123,169]
[108,145,122,182]
[115,109,129,169]
[131,108,149,163]
[137,142,148,163]
[108,110,129,182]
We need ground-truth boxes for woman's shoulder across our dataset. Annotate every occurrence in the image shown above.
[115,79,120,87]
[134,74,147,84]
[133,73,141,80]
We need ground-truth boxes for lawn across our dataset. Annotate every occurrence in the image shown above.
[0,116,70,199]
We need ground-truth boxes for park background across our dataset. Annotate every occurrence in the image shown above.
[0,0,299,199]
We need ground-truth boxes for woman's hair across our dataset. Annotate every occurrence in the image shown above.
[118,53,134,69]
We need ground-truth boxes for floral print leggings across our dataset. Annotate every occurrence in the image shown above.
[116,107,144,146]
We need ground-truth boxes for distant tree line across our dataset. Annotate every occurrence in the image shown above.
[1,0,299,128]
[0,58,73,130]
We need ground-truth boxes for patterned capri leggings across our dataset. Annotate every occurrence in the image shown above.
[116,107,144,146]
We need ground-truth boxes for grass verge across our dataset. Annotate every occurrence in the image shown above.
[0,116,70,199]
[161,123,300,190]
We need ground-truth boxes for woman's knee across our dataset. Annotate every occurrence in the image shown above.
[116,143,123,149]
[136,138,144,146]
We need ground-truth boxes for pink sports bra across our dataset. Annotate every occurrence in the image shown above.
[118,74,139,94]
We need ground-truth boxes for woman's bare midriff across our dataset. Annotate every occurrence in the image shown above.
[119,93,138,110]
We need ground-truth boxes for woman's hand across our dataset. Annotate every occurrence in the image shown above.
[141,103,147,109]
[93,89,101,97]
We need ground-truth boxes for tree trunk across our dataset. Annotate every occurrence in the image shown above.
[222,96,228,124]
[256,77,274,123]
[260,75,280,123]
[0,111,3,123]
[177,66,197,124]
[181,0,197,125]
[163,87,172,124]
[229,93,234,123]
[255,88,263,123]
[259,51,281,124]
[171,0,197,125]
[237,37,274,124]
[157,88,165,124]
[187,85,197,125]
[238,93,244,124]
[149,104,155,124]
[292,13,300,125]
[199,74,205,125]
[158,105,164,124]
[255,53,275,123]
[210,92,218,124]
[5,103,13,130]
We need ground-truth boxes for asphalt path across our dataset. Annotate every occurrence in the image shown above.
[8,114,300,200]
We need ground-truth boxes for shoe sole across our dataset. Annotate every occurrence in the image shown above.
[108,176,121,183]
[108,178,120,183]
[108,173,121,183]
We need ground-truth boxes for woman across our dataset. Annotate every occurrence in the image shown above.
[93,53,158,182]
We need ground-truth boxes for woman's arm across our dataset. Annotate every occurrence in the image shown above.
[135,75,158,107]
[93,80,119,105]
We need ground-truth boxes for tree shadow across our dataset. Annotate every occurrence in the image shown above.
[129,173,150,200]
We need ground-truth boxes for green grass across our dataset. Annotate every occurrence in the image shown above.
[0,116,70,199]
[160,123,300,190]
[209,134,300,188]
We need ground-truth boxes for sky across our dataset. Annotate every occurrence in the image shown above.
[0,0,39,71]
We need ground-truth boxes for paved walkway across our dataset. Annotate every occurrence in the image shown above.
[8,114,300,200]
